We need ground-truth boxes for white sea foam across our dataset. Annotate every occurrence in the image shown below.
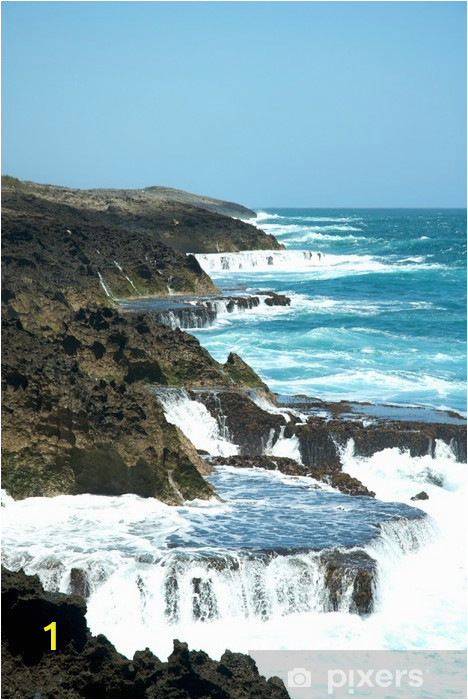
[272,368,461,398]
[339,440,466,650]
[304,296,441,316]
[252,212,363,224]
[2,442,463,661]
[194,250,446,280]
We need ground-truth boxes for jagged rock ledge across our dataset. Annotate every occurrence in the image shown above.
[119,291,291,330]
[194,390,466,466]
[180,389,466,497]
[66,548,377,619]
[211,455,375,497]
[1,567,289,699]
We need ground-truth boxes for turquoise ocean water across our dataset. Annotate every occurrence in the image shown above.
[193,208,467,414]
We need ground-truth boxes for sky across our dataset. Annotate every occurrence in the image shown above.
[1,1,466,207]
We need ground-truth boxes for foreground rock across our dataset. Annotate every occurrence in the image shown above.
[1,567,289,699]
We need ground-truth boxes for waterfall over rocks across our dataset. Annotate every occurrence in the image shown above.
[119,292,291,330]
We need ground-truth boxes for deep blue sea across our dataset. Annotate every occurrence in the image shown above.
[194,208,467,414]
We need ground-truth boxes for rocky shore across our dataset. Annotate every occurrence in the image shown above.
[1,179,288,697]
[1,568,289,699]
[119,291,291,330]
[2,177,466,698]
[190,389,465,496]
[2,180,276,502]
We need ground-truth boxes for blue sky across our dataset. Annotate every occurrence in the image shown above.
[2,1,466,207]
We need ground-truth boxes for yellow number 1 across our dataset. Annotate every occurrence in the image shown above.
[44,622,56,650]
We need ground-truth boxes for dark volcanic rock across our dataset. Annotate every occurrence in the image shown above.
[320,551,376,615]
[411,491,429,501]
[195,390,284,453]
[1,567,289,699]
[141,293,291,330]
[2,185,274,501]
[1,317,217,503]
[1,311,270,501]
[213,455,306,474]
[295,418,467,469]
[258,292,291,307]
[2,189,218,309]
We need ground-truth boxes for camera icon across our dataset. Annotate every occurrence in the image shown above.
[288,667,312,688]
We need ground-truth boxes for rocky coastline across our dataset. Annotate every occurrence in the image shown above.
[1,179,291,698]
[2,177,466,698]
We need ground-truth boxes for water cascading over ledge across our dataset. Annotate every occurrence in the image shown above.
[119,292,290,330]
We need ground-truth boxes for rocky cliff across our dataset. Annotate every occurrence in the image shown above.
[2,178,280,253]
[1,183,273,502]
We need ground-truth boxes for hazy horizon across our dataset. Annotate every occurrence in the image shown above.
[2,1,466,208]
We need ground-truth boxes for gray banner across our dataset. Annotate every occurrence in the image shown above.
[250,650,467,699]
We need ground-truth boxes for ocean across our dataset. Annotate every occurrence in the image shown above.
[193,208,467,414]
[2,208,466,691]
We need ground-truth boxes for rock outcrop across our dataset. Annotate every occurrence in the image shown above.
[1,567,289,699]
[411,491,429,501]
[1,311,275,502]
[2,188,218,307]
[1,186,273,502]
[320,551,375,615]
[121,292,291,331]
[131,184,258,219]
[295,417,467,468]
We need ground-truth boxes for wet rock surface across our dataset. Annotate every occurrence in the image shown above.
[257,292,291,306]
[196,391,284,453]
[411,491,429,501]
[211,455,375,497]
[120,292,291,330]
[295,417,467,468]
[1,567,289,699]
[320,551,376,615]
